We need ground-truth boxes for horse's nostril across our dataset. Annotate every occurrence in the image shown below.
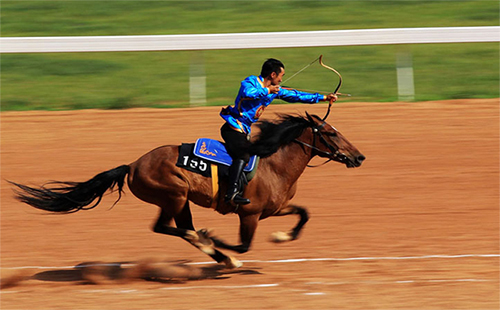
[357,155,366,162]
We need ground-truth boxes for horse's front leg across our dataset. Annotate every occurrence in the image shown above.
[269,204,309,243]
[201,213,259,254]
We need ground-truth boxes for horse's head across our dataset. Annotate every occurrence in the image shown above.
[305,113,365,168]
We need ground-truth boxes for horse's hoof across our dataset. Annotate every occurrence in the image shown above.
[197,228,215,239]
[184,230,199,242]
[269,231,293,243]
[223,256,243,269]
[196,229,215,246]
[199,245,215,255]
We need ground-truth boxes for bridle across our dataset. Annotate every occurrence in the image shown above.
[294,119,348,167]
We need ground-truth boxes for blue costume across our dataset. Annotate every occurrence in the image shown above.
[220,73,323,206]
[220,75,324,134]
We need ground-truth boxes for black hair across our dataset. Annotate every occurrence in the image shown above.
[250,114,314,158]
[260,58,285,78]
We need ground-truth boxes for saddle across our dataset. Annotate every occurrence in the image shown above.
[193,138,258,172]
[176,138,259,213]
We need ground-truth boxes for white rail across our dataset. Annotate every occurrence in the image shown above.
[1,27,498,53]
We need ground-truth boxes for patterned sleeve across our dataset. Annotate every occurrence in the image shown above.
[277,88,324,103]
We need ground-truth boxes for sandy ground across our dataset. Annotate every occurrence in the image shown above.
[1,99,498,309]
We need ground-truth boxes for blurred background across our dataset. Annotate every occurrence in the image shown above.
[1,0,498,111]
[1,2,498,308]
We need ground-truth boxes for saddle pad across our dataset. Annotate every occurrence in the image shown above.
[193,138,257,172]
[176,143,212,177]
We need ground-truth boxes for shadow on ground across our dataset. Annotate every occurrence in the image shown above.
[1,259,262,289]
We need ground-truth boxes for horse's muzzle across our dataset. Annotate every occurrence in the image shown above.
[346,154,366,168]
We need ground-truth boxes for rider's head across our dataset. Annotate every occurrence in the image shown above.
[261,58,285,84]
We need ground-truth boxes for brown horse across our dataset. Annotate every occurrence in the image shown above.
[10,112,365,268]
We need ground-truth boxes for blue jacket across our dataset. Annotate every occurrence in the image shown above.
[220,75,324,134]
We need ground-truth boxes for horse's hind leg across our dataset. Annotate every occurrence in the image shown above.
[153,201,242,268]
[269,204,309,243]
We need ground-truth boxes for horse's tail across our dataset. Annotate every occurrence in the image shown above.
[9,165,130,213]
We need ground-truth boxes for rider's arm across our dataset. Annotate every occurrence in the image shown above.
[276,87,325,104]
[240,77,269,99]
[278,88,338,103]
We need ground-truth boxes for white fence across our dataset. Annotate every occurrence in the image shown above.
[1,27,498,102]
[1,27,498,53]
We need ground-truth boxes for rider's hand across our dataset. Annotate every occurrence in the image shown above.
[268,85,280,94]
[324,93,338,103]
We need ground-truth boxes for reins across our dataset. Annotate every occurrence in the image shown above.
[294,136,333,168]
[294,120,344,168]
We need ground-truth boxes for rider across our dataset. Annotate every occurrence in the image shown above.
[220,58,338,206]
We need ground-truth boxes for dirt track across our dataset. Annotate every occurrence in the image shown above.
[1,99,499,309]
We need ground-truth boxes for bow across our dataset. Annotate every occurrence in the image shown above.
[281,55,346,120]
[318,55,342,120]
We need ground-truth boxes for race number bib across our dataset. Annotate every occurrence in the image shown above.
[176,143,211,177]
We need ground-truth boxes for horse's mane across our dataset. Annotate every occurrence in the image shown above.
[250,114,314,158]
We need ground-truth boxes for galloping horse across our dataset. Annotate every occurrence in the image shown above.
[10,112,365,268]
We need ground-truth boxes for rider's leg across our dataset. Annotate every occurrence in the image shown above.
[220,123,251,205]
[225,158,250,205]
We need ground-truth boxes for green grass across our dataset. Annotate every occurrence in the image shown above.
[2,1,498,36]
[1,1,499,111]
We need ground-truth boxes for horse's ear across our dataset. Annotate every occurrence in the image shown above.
[305,111,314,122]
[305,112,321,125]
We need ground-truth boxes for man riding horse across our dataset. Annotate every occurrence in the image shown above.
[10,56,365,269]
[220,58,338,206]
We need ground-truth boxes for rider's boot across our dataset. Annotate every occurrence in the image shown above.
[224,159,251,205]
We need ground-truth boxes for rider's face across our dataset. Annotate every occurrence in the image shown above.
[270,67,285,85]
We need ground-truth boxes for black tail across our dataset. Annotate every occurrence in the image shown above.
[9,165,130,213]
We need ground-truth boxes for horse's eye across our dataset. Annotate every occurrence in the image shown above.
[327,132,338,137]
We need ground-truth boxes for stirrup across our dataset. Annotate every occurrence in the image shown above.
[225,192,250,206]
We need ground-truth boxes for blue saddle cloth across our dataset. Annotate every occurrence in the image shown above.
[193,138,257,172]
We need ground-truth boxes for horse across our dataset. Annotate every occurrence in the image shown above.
[10,112,365,268]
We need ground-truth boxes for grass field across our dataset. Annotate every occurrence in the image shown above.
[1,1,498,110]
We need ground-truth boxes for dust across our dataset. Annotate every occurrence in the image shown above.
[1,258,209,289]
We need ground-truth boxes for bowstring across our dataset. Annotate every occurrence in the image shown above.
[281,56,320,85]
